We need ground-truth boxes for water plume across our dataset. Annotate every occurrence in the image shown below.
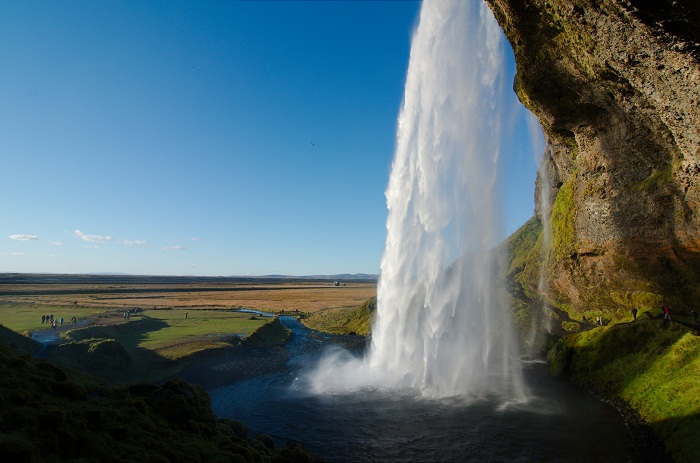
[309,0,526,400]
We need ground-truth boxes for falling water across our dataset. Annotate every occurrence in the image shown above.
[536,146,554,334]
[310,0,526,400]
[524,134,554,354]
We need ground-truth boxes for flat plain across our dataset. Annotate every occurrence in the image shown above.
[0,273,377,313]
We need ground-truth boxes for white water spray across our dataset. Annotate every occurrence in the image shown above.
[537,145,554,333]
[310,0,526,400]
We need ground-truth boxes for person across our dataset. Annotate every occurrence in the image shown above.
[59,317,63,326]
[596,315,602,326]
[631,308,638,321]
[664,306,671,320]
[41,314,46,324]
[185,312,188,319]
[582,315,587,324]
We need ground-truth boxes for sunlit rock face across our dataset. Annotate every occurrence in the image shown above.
[487,0,700,309]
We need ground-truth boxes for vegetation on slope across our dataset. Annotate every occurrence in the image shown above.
[548,316,700,462]
[0,325,321,463]
[301,297,376,336]
[241,317,292,347]
[0,305,285,384]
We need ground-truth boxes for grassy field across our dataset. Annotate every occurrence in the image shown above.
[0,276,376,313]
[0,275,376,384]
[0,302,98,334]
[0,302,276,383]
[61,309,271,358]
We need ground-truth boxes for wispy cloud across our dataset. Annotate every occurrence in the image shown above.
[190,237,205,241]
[9,251,26,255]
[9,234,38,241]
[123,239,147,245]
[163,245,186,251]
[73,230,112,242]
[50,241,64,246]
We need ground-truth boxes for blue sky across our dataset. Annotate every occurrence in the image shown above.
[1,1,543,277]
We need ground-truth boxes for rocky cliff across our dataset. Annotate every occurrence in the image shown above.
[487,0,700,315]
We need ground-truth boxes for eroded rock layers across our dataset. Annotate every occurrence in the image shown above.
[487,0,700,309]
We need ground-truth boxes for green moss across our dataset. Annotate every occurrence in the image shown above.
[551,179,576,259]
[630,164,673,190]
[561,321,581,332]
[545,5,597,78]
[610,291,664,311]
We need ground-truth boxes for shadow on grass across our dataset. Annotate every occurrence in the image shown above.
[551,318,700,462]
[45,317,184,384]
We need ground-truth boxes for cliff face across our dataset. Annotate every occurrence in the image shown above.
[487,0,700,311]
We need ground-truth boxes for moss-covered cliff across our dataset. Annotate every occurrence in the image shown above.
[487,0,700,317]
[485,2,700,460]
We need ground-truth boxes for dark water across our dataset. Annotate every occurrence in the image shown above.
[210,317,632,462]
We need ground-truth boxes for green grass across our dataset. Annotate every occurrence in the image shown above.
[0,302,98,334]
[63,309,269,359]
[549,319,700,462]
[302,297,376,335]
[242,317,291,347]
[0,328,322,462]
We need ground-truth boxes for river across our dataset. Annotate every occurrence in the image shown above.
[208,316,634,462]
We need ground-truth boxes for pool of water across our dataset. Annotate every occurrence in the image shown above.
[209,317,633,462]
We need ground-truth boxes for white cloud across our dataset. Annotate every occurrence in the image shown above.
[124,240,147,245]
[163,245,186,251]
[9,251,26,255]
[9,234,38,241]
[50,241,64,246]
[73,229,112,242]
[190,237,205,241]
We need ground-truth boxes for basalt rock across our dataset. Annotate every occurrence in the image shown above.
[487,0,700,312]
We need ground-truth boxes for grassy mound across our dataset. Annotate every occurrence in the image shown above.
[242,317,292,347]
[302,297,376,336]
[0,323,41,355]
[0,325,322,463]
[548,318,700,462]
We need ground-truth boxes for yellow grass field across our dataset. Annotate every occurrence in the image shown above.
[0,275,376,314]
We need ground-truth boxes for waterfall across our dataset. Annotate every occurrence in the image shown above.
[309,0,527,400]
[537,146,554,333]
[523,144,554,355]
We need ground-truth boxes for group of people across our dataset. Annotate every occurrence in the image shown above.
[41,314,57,329]
[40,314,77,329]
